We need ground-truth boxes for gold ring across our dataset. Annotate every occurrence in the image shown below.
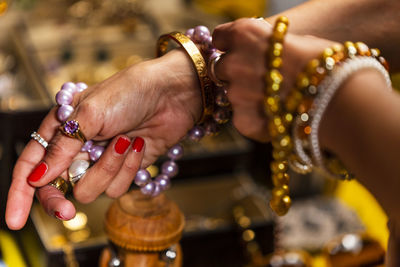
[157,31,214,123]
[48,176,70,195]
[60,119,87,143]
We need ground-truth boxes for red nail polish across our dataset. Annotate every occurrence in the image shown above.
[132,137,144,152]
[27,162,48,182]
[54,211,66,220]
[115,137,131,154]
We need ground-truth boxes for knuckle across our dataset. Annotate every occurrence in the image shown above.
[124,160,138,174]
[73,188,96,204]
[46,140,74,162]
[76,100,101,121]
[99,160,120,177]
[105,188,125,199]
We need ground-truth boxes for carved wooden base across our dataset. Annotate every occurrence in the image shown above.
[99,190,185,267]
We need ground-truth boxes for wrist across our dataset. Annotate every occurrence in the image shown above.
[150,49,203,125]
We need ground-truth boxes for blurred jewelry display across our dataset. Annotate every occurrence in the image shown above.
[0,50,17,103]
[0,0,9,16]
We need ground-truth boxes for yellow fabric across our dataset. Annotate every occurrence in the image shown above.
[0,230,27,267]
[334,180,389,248]
[194,0,266,19]
[391,72,400,91]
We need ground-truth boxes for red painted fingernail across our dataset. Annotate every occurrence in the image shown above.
[27,162,48,182]
[132,137,144,152]
[115,137,131,154]
[54,211,66,220]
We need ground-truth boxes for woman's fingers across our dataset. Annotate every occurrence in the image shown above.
[6,108,60,229]
[73,135,137,203]
[36,183,76,220]
[213,18,271,52]
[105,137,145,198]
[26,102,103,188]
[212,21,234,51]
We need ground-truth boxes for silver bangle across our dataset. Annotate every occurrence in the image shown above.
[309,56,392,179]
[31,131,48,149]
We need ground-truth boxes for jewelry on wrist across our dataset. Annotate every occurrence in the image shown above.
[264,16,293,216]
[288,42,390,180]
[134,26,232,197]
[157,31,214,124]
[309,56,391,179]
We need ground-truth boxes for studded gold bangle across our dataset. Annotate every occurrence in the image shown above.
[264,16,292,216]
[157,31,214,124]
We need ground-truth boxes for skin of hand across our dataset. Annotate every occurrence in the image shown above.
[266,0,400,72]
[212,18,336,142]
[6,49,202,230]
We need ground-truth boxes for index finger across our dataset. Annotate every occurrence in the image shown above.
[6,107,59,229]
[212,21,234,52]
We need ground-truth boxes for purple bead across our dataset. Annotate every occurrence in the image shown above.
[167,144,184,160]
[61,82,77,94]
[185,28,194,39]
[56,89,73,105]
[215,88,230,107]
[161,160,179,178]
[89,145,104,162]
[188,126,205,142]
[76,82,88,92]
[202,35,214,54]
[213,107,230,124]
[193,25,210,43]
[141,182,155,195]
[63,120,79,135]
[57,104,74,122]
[152,182,162,197]
[134,169,151,186]
[155,174,171,190]
[81,140,93,152]
[204,121,219,136]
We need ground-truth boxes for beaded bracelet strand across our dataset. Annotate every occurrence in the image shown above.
[264,16,293,216]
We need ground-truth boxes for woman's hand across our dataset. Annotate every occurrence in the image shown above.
[6,49,202,230]
[212,18,336,142]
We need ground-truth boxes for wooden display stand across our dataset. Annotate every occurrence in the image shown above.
[99,190,185,267]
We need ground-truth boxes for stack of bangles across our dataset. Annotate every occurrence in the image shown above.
[265,16,392,216]
[31,25,232,197]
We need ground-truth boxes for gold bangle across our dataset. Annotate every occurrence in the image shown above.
[157,31,214,123]
[48,176,70,195]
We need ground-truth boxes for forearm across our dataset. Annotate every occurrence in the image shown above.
[319,69,400,220]
[266,0,400,71]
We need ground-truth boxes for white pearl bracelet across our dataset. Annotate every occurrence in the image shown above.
[309,56,392,179]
